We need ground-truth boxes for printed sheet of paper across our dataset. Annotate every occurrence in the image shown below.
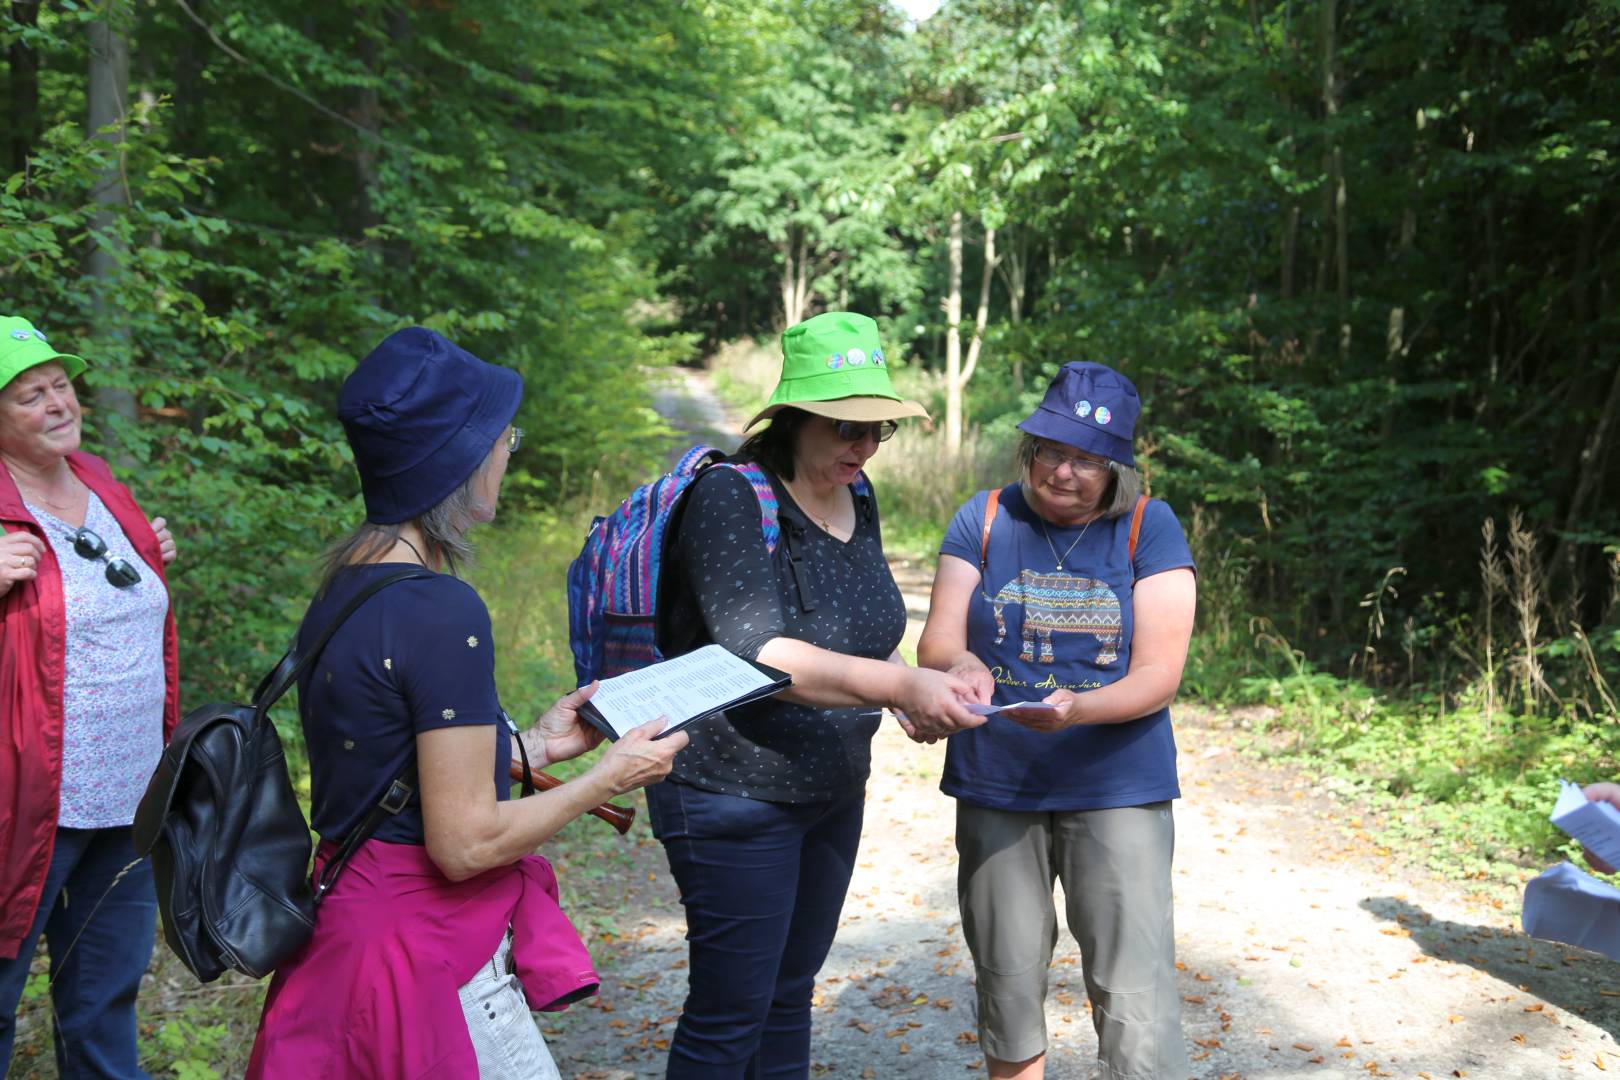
[587,644,778,739]
[1551,779,1620,870]
[1521,861,1620,961]
[966,701,1058,716]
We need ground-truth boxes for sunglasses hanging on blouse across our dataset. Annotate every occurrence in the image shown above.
[63,527,142,589]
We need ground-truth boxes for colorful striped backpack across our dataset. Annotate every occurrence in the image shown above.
[566,445,848,684]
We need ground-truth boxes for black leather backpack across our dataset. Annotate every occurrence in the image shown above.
[133,568,431,982]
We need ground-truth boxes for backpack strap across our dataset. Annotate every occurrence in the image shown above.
[979,488,1002,575]
[979,490,1148,579]
[311,758,419,905]
[721,460,782,554]
[715,460,818,612]
[252,567,436,712]
[264,567,435,907]
[1126,494,1149,575]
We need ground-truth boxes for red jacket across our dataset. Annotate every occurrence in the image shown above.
[0,452,179,959]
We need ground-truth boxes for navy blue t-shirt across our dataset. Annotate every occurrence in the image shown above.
[297,564,508,845]
[938,485,1195,812]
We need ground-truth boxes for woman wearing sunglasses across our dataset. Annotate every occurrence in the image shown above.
[649,312,981,1078]
[0,315,179,1077]
[915,361,1197,1079]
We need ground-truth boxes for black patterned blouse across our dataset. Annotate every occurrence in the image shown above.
[659,464,907,802]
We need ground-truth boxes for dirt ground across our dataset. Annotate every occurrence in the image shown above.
[540,709,1620,1080]
[539,553,1620,1080]
[529,367,1620,1080]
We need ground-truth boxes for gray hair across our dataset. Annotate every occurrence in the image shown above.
[319,451,494,592]
[1015,433,1141,520]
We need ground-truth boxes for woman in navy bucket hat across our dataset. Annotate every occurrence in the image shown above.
[917,361,1197,1079]
[247,328,687,1078]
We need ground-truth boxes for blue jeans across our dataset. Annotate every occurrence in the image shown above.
[0,826,156,1079]
[647,780,864,1080]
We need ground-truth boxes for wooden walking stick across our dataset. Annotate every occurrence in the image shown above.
[508,761,636,835]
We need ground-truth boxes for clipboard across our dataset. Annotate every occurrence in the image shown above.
[578,644,792,742]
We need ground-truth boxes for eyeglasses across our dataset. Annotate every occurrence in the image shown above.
[1032,443,1112,475]
[64,527,142,588]
[506,427,524,453]
[833,419,899,443]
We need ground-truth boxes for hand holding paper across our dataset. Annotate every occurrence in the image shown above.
[966,701,1059,717]
[1577,782,1620,873]
[1521,779,1620,960]
[579,645,791,741]
[1552,779,1620,873]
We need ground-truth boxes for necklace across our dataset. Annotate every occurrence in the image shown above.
[785,478,838,532]
[1038,515,1094,571]
[6,465,79,513]
[397,534,429,566]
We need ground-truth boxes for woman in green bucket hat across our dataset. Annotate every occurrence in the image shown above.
[0,315,181,1077]
[649,312,980,1077]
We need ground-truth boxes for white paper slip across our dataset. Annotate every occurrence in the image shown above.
[1522,861,1620,961]
[585,644,783,739]
[966,701,1058,716]
[1551,779,1620,870]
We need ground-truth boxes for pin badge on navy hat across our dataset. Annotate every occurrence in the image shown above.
[1018,361,1139,466]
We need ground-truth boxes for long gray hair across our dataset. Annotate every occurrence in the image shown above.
[319,450,495,591]
[1015,433,1141,520]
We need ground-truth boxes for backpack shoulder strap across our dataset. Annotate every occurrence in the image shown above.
[1126,494,1149,574]
[717,459,782,554]
[253,568,436,712]
[979,488,1002,574]
[714,459,817,611]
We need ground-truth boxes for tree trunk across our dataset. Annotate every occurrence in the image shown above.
[9,1,41,175]
[962,224,996,390]
[172,0,209,152]
[1280,203,1299,300]
[87,13,137,452]
[1320,0,1349,361]
[945,210,965,452]
[780,230,810,327]
[995,227,1028,387]
[1553,202,1610,580]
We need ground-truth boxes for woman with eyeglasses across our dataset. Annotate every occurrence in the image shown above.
[648,311,981,1078]
[915,361,1197,1080]
[0,315,179,1077]
[247,328,685,1078]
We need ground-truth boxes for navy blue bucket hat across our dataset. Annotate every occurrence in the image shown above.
[338,327,523,524]
[1017,361,1140,466]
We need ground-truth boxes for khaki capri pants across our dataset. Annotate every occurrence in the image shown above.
[956,801,1191,1079]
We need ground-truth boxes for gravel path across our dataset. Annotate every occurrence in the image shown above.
[543,368,1620,1079]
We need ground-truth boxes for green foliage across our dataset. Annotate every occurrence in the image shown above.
[144,1018,229,1080]
[1,0,737,702]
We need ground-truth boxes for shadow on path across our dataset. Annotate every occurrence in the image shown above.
[1360,895,1620,1039]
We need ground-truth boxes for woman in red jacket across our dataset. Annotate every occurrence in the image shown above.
[0,315,179,1078]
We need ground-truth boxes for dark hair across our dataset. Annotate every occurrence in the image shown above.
[736,407,815,481]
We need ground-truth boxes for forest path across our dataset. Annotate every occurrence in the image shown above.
[541,368,1620,1079]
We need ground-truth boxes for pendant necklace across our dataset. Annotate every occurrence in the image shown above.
[1038,515,1093,572]
[786,478,836,532]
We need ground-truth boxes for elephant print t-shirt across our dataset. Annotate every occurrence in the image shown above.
[937,484,1195,811]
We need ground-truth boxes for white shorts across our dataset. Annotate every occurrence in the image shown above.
[456,932,562,1079]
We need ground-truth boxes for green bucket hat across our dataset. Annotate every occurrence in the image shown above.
[0,316,87,393]
[745,311,930,431]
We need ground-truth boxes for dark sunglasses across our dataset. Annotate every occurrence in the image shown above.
[64,528,142,589]
[833,419,899,443]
